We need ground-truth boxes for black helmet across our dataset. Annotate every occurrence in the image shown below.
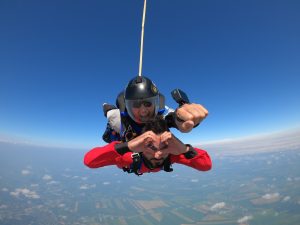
[124,76,160,123]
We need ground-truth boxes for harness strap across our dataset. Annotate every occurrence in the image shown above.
[131,153,143,176]
[122,153,143,176]
[162,156,173,172]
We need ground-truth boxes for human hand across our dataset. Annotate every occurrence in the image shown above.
[159,132,188,155]
[127,131,160,154]
[175,103,208,133]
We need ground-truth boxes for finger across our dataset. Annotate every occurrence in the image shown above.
[154,151,163,159]
[186,104,208,118]
[185,106,206,125]
[182,103,208,116]
[160,132,171,149]
[193,104,208,115]
[143,131,160,149]
[144,131,157,142]
[177,104,208,124]
[176,107,194,122]
[131,132,153,150]
[144,130,156,138]
[198,105,208,116]
[181,121,194,133]
[160,132,171,143]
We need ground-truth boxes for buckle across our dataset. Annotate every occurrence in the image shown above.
[131,152,140,159]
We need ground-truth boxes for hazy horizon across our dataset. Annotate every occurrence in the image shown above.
[1,127,300,158]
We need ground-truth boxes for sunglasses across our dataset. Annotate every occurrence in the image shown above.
[132,101,153,108]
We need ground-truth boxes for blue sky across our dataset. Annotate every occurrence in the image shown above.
[0,0,299,148]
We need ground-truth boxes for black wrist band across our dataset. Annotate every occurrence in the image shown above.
[115,142,131,155]
[183,144,198,159]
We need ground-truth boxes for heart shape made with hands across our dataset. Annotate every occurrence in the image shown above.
[144,134,169,152]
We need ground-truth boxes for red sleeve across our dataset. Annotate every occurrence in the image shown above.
[170,147,212,171]
[84,141,125,168]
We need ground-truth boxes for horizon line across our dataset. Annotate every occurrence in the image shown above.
[1,127,300,152]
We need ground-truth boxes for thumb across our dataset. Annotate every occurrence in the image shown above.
[181,121,194,133]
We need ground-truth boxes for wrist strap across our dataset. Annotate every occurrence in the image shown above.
[115,142,131,155]
[183,144,198,159]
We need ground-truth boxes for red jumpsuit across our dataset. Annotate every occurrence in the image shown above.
[84,141,212,174]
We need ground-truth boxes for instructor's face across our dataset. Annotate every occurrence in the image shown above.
[132,104,155,123]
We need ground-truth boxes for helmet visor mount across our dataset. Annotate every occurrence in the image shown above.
[125,96,159,123]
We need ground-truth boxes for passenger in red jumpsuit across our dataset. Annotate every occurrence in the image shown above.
[84,117,212,175]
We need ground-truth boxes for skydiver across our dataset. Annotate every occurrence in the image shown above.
[84,116,212,175]
[102,75,208,143]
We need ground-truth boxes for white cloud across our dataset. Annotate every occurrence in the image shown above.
[2,188,8,192]
[47,180,59,185]
[0,204,8,209]
[80,184,89,190]
[237,215,253,224]
[10,188,40,199]
[21,170,31,175]
[103,181,110,185]
[282,196,290,202]
[62,174,71,178]
[79,184,96,190]
[210,202,226,211]
[262,193,280,200]
[190,179,199,183]
[42,175,52,181]
[58,203,65,208]
[60,215,67,220]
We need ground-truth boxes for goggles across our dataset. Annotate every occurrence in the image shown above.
[125,95,160,123]
[132,100,153,108]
